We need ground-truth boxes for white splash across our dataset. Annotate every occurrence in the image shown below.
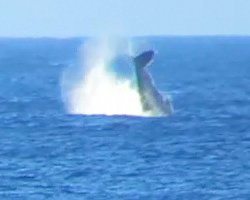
[61,38,148,116]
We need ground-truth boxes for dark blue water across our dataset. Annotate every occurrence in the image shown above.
[0,37,250,199]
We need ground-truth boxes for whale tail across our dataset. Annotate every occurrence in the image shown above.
[133,50,155,69]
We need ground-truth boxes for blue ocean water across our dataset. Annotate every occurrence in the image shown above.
[0,37,250,199]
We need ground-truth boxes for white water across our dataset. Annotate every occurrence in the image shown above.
[61,38,149,116]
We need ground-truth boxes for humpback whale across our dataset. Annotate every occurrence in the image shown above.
[133,50,173,116]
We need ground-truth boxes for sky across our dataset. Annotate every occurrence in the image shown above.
[0,0,250,37]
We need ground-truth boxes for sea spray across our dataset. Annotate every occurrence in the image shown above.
[61,38,149,116]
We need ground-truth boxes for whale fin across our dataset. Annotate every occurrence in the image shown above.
[134,50,154,68]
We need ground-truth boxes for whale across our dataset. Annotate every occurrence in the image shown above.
[133,50,173,116]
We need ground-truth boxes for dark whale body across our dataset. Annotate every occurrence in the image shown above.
[133,50,173,116]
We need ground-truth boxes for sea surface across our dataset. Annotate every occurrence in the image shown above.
[0,37,250,199]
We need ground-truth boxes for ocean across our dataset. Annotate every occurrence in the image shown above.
[0,36,250,199]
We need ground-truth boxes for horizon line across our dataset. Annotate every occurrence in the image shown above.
[1,34,250,39]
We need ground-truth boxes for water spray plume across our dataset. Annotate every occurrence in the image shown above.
[61,38,149,116]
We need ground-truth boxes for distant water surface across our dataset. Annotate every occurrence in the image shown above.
[0,37,250,199]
